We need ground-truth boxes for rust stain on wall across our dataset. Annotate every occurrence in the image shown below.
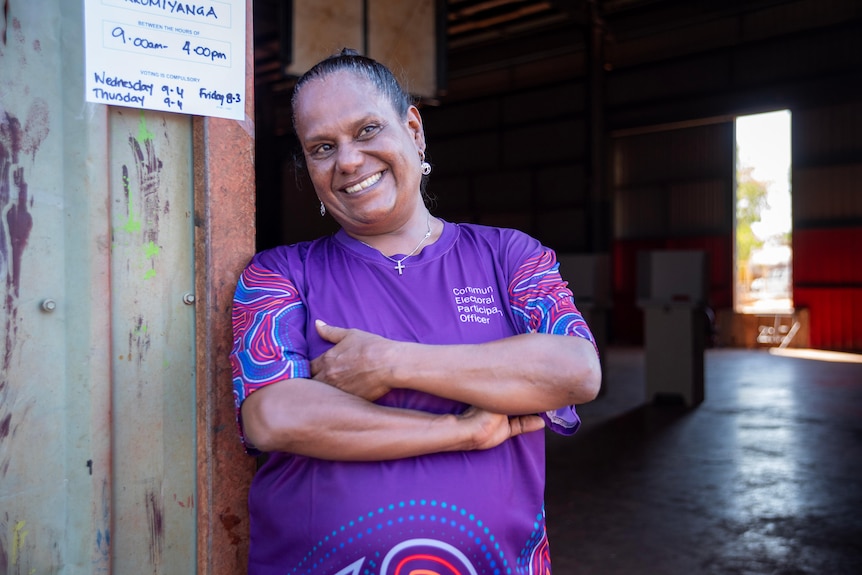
[219,508,242,546]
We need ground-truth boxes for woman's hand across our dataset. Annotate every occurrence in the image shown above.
[310,320,397,401]
[459,407,546,450]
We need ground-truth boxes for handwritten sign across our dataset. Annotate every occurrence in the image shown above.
[85,0,246,120]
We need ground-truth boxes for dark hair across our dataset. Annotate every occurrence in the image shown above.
[290,48,435,201]
[291,48,413,123]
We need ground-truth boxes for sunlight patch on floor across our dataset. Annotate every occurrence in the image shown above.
[769,347,862,364]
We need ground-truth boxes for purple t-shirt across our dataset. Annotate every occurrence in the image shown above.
[231,221,596,575]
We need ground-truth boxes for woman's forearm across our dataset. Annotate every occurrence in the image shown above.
[390,333,601,414]
[310,322,601,417]
[240,376,544,460]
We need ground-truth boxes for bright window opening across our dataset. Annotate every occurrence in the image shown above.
[734,110,793,315]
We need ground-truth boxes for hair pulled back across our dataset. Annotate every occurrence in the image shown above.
[291,48,413,123]
[289,48,434,201]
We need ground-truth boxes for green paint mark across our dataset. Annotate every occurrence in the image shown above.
[122,219,142,233]
[12,521,28,566]
[144,241,160,258]
[137,111,155,142]
[143,269,157,280]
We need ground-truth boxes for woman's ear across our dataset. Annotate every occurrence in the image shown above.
[406,105,426,148]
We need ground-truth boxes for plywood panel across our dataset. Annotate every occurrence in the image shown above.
[285,0,364,75]
[369,0,437,98]
[286,0,438,98]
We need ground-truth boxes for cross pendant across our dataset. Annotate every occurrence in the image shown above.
[394,260,405,275]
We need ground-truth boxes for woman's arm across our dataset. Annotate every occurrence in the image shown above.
[240,376,546,460]
[310,320,601,415]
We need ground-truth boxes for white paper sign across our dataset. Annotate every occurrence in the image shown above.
[85,0,246,120]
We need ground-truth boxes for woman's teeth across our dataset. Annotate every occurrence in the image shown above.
[345,172,382,194]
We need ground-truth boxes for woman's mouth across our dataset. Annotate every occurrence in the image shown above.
[344,172,382,194]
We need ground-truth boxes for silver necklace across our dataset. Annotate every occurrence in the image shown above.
[359,213,432,275]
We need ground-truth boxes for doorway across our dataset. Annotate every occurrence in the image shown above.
[734,110,793,315]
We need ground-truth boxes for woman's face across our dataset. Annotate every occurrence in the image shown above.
[293,70,426,236]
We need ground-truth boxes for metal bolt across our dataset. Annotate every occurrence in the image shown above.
[41,299,57,312]
[182,293,196,305]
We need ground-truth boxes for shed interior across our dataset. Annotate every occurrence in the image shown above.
[252,0,862,353]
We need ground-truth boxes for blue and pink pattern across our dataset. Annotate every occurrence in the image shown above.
[231,263,310,449]
[509,250,596,435]
[509,250,595,345]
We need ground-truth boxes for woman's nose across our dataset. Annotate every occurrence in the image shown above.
[335,143,362,173]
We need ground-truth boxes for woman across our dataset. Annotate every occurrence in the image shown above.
[231,49,601,575]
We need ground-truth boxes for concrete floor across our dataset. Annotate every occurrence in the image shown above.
[545,347,862,575]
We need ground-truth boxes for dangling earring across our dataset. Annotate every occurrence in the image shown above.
[320,201,326,217]
[420,151,431,175]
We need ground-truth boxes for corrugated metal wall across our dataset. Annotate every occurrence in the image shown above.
[598,0,862,350]
[416,1,862,352]
[1,2,197,572]
[608,103,862,352]
[610,122,735,343]
[793,101,862,352]
[421,80,594,254]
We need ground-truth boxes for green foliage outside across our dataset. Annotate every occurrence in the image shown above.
[736,165,769,262]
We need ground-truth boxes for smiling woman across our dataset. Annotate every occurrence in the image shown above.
[230,48,602,575]
[290,60,429,246]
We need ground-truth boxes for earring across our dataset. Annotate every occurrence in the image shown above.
[420,150,432,176]
[320,201,326,217]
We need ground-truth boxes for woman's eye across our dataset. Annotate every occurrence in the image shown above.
[312,143,333,156]
[359,124,380,138]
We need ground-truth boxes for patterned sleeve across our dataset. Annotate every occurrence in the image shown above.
[230,261,311,453]
[509,249,598,436]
